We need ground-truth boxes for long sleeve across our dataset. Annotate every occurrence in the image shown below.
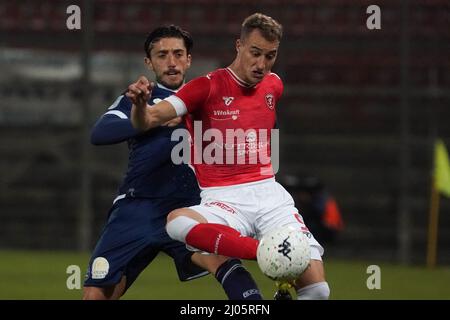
[90,95,139,145]
[90,114,139,145]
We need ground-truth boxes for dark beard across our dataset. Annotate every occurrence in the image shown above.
[157,77,183,91]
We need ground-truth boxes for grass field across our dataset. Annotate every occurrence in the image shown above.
[1,250,449,299]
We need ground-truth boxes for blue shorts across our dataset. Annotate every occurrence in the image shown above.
[84,196,207,291]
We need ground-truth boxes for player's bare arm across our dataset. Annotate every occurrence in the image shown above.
[127,76,178,131]
[162,116,182,127]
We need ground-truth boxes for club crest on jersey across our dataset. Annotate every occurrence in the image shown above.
[222,96,234,106]
[265,94,275,110]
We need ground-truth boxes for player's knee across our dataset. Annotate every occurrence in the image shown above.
[167,208,185,223]
[192,253,229,274]
[296,281,330,300]
[166,215,199,243]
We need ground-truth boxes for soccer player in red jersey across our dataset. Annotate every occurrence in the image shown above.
[127,13,330,300]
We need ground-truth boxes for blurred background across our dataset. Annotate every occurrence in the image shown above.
[0,0,449,299]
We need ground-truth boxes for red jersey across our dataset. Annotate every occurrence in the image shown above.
[167,68,283,188]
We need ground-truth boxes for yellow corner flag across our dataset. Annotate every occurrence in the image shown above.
[434,139,450,198]
[427,139,450,267]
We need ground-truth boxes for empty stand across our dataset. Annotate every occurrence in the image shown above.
[0,0,449,263]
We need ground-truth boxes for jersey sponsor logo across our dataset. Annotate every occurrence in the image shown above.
[222,96,234,106]
[170,121,276,172]
[91,257,109,279]
[205,201,236,214]
[265,93,275,110]
[212,109,240,121]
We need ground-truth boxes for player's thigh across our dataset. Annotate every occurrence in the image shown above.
[167,207,209,223]
[123,245,162,289]
[255,183,325,259]
[295,259,326,289]
[187,202,253,236]
[254,180,301,237]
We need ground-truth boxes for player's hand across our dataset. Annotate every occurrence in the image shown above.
[162,117,182,127]
[126,76,153,108]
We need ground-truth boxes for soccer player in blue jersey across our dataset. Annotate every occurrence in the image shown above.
[83,25,262,300]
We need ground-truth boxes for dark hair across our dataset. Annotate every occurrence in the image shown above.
[144,25,193,58]
[241,13,283,42]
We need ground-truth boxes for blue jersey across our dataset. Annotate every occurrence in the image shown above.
[91,84,200,202]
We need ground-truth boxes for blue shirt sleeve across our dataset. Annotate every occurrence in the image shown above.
[90,95,140,145]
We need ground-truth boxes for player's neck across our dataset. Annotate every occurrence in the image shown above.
[227,62,254,88]
[156,82,183,92]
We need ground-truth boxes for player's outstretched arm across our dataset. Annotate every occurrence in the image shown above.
[90,115,138,145]
[127,76,178,131]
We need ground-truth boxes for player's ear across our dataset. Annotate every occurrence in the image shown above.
[144,57,154,71]
[236,39,241,53]
[186,54,192,68]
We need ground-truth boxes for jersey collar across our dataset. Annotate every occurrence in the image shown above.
[156,82,184,93]
[225,67,256,88]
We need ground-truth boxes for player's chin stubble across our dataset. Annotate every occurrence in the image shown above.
[159,77,183,90]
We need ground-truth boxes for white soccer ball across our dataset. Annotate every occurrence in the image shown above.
[257,226,311,282]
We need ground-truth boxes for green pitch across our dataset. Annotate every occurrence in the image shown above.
[0,250,449,299]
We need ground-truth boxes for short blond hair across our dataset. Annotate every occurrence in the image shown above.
[241,13,283,42]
